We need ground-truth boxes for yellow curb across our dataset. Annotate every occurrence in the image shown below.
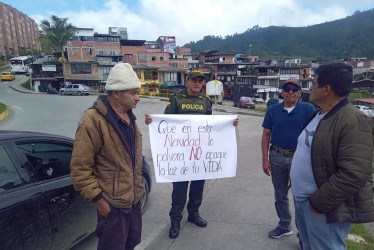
[0,109,8,121]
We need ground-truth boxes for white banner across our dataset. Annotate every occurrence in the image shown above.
[148,115,237,183]
[42,64,56,71]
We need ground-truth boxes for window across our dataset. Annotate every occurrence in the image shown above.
[170,63,178,68]
[144,70,158,81]
[103,66,111,78]
[71,63,91,74]
[0,145,23,191]
[108,51,118,56]
[72,48,78,55]
[125,54,133,59]
[138,54,147,62]
[111,56,121,62]
[148,56,156,61]
[16,142,72,181]
[160,56,167,61]
[164,72,177,82]
[98,50,104,56]
[86,48,92,55]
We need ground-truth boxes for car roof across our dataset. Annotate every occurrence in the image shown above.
[0,130,74,142]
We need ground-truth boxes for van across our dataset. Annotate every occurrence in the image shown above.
[0,72,16,81]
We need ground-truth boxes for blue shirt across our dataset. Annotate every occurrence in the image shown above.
[262,101,315,149]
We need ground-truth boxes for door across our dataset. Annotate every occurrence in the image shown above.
[65,85,73,94]
[72,84,80,95]
[13,139,97,250]
[0,142,52,250]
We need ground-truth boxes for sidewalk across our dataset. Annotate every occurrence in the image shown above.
[8,77,41,94]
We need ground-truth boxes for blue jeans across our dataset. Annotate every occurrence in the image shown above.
[269,150,292,230]
[294,199,351,250]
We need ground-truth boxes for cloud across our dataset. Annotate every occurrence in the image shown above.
[31,0,365,46]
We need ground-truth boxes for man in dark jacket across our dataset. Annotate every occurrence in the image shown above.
[290,62,374,250]
[71,63,144,250]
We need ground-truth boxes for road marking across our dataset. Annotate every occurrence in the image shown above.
[3,104,23,110]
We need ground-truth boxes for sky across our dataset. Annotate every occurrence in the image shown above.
[2,0,374,46]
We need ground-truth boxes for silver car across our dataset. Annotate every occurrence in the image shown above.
[59,84,91,96]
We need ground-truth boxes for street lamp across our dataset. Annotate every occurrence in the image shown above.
[11,39,16,56]
[249,44,252,56]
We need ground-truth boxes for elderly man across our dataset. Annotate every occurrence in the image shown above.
[70,63,144,250]
[261,78,315,241]
[290,62,374,250]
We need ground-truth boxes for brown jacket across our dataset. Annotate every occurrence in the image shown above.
[70,95,144,208]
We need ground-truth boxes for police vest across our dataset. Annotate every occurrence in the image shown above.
[174,94,210,114]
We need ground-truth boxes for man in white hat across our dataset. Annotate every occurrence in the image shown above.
[70,63,144,250]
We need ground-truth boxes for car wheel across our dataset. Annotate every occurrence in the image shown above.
[60,91,64,95]
[141,176,150,213]
[77,91,82,96]
[85,93,89,96]
[238,104,242,108]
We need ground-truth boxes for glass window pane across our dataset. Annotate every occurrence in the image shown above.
[16,142,73,181]
[0,145,23,191]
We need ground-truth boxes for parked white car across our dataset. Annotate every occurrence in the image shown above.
[253,96,265,103]
[355,105,373,117]
[59,84,91,96]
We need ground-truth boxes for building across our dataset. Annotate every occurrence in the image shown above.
[0,2,40,58]
[63,30,192,95]
[109,27,128,40]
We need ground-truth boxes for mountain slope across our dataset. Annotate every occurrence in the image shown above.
[184,9,374,61]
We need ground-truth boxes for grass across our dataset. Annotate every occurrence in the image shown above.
[0,61,9,71]
[0,102,6,114]
[346,154,374,248]
[21,78,31,89]
[347,224,374,249]
[254,107,267,113]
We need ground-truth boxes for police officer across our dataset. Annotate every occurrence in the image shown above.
[146,69,211,239]
[145,69,239,239]
[166,69,213,239]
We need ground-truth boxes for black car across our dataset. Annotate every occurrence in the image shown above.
[0,131,151,250]
[267,98,281,108]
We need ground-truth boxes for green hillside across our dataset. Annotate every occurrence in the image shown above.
[184,9,374,61]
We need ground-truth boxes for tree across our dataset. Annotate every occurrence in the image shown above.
[39,15,77,62]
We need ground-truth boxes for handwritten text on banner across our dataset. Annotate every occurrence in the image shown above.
[148,115,237,183]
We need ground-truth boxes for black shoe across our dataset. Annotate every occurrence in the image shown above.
[169,224,180,239]
[187,215,207,227]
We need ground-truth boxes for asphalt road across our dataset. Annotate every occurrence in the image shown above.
[0,82,300,250]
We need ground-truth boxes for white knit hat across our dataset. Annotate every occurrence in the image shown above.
[105,63,141,91]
